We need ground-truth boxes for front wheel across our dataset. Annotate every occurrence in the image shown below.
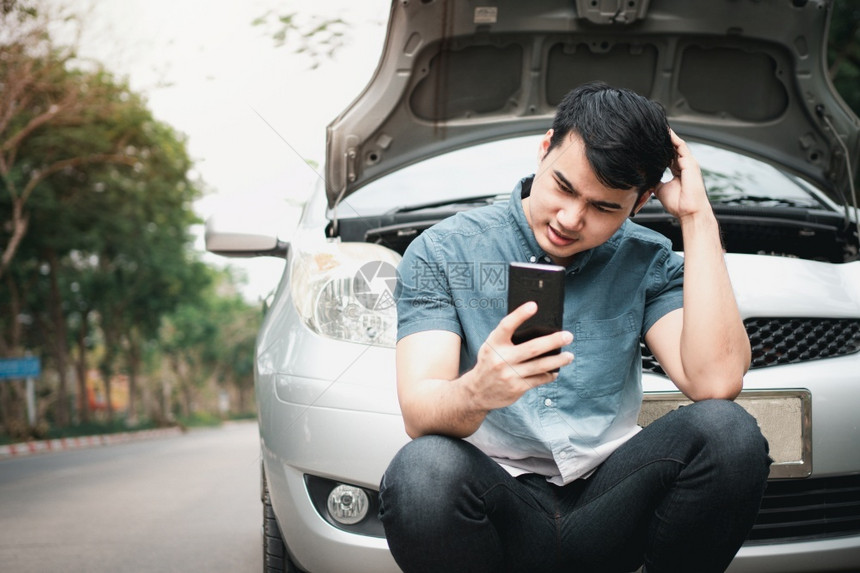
[263,472,297,573]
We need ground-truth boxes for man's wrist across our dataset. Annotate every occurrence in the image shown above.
[678,207,718,233]
[456,370,488,419]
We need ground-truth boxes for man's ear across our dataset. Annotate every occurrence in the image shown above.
[537,129,553,163]
[630,189,653,217]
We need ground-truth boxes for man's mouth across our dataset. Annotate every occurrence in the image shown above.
[547,225,577,247]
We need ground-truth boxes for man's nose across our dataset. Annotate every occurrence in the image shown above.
[557,200,586,232]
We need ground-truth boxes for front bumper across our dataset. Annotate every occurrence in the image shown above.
[261,402,406,573]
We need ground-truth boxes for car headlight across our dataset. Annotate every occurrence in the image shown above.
[291,238,401,347]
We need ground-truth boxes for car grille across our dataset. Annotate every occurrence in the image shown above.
[641,317,860,375]
[746,474,860,544]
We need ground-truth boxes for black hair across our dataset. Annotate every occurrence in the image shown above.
[547,82,675,196]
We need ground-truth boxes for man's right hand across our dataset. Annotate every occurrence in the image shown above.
[396,302,573,439]
[467,301,573,411]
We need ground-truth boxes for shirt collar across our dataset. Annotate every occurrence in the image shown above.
[509,176,595,275]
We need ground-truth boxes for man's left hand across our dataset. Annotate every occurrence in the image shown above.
[653,129,713,222]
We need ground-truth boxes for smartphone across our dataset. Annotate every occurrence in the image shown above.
[507,262,565,352]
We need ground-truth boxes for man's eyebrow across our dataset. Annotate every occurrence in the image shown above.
[552,169,575,193]
[552,169,623,210]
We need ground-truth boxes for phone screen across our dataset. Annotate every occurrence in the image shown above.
[507,262,565,350]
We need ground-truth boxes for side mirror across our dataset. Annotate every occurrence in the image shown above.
[204,214,289,259]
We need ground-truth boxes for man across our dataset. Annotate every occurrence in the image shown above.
[379,82,771,573]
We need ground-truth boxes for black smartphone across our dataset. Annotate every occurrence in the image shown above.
[507,262,565,351]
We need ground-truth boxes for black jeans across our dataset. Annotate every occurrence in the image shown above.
[379,399,771,573]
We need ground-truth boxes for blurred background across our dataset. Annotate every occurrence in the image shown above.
[0,0,857,444]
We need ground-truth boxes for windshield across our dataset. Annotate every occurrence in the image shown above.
[338,137,539,218]
[693,144,825,209]
[338,135,830,218]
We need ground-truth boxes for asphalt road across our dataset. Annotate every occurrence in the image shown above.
[0,421,262,572]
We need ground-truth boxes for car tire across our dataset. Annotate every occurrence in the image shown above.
[263,472,298,573]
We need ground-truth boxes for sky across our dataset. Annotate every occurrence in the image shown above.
[63,0,391,300]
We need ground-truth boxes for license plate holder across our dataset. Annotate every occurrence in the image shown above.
[639,390,811,479]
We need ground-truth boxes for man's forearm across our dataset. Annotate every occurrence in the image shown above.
[678,210,750,399]
[399,373,488,439]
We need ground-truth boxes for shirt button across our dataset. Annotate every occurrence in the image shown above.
[559,451,569,459]
[544,398,553,407]
[529,255,537,263]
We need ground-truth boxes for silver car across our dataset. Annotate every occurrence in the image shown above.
[206,1,860,571]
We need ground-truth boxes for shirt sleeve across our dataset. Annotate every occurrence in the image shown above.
[396,231,464,341]
[641,248,685,337]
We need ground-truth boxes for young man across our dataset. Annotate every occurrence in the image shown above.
[380,82,771,573]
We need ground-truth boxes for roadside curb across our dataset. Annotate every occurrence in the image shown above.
[0,426,184,459]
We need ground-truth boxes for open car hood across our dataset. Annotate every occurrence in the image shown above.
[325,0,859,210]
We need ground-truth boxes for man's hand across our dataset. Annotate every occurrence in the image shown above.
[467,302,574,411]
[396,302,573,438]
[652,129,713,221]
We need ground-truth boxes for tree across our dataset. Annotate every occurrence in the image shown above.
[0,2,208,430]
[0,4,136,285]
[80,116,205,425]
[159,268,260,420]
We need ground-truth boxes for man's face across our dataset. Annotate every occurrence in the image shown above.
[523,130,649,267]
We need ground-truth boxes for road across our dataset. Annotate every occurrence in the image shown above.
[0,421,262,572]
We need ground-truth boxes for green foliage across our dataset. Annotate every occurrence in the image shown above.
[0,5,141,283]
[158,267,261,414]
[47,417,162,440]
[0,1,259,438]
[829,0,860,116]
[176,411,224,429]
[252,9,347,69]
[0,416,163,445]
[1,0,37,21]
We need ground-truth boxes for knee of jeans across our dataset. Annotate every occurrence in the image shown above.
[381,435,476,505]
[684,399,770,471]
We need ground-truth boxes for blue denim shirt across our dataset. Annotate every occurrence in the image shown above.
[396,176,684,484]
